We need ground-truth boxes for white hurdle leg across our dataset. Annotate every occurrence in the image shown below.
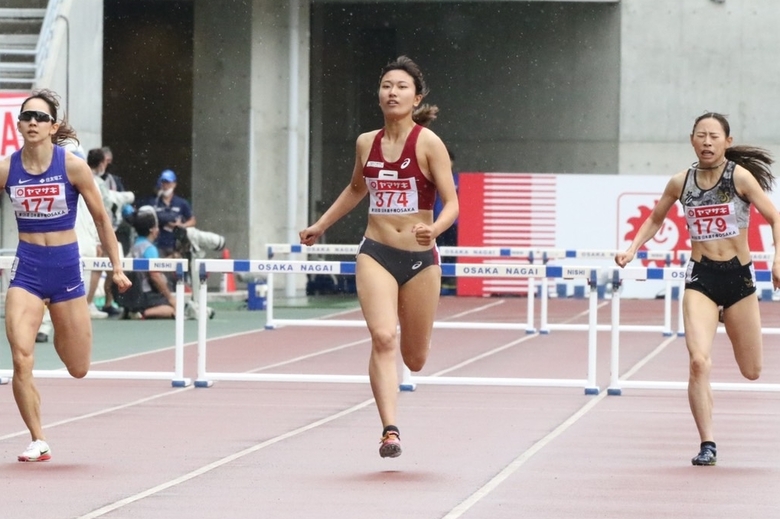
[584,273,599,395]
[195,265,213,387]
[265,272,276,329]
[526,277,536,333]
[607,278,622,395]
[172,278,190,387]
[662,279,673,336]
[677,278,685,336]
[539,276,549,334]
[400,364,416,391]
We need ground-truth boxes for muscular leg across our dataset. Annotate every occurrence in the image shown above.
[48,297,93,378]
[398,266,441,372]
[722,294,762,380]
[5,288,47,441]
[356,255,400,428]
[682,289,719,442]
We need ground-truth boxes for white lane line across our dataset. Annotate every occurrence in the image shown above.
[76,398,377,519]
[0,388,192,441]
[431,301,607,377]
[440,333,678,519]
[247,337,371,373]
[442,392,608,519]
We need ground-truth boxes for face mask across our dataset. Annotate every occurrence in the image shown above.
[160,188,174,197]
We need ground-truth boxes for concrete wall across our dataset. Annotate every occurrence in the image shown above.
[309,2,621,244]
[191,0,310,263]
[619,0,780,176]
[43,0,104,152]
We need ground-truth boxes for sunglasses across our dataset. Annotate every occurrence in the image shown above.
[18,110,56,124]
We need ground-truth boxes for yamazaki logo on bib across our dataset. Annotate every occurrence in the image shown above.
[369,179,412,191]
[21,185,61,197]
[688,206,731,218]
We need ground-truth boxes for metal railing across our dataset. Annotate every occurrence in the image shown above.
[0,1,61,87]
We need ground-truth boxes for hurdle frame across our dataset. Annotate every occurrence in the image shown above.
[0,256,191,387]
[607,266,780,395]
[266,243,684,336]
[191,258,600,394]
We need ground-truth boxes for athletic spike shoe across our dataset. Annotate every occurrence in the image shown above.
[379,431,402,458]
[691,445,717,466]
[18,440,51,462]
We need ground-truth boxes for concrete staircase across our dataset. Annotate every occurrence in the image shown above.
[0,1,48,90]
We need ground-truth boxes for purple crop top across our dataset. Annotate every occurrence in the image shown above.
[5,145,79,233]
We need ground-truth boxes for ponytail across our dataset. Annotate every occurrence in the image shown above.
[726,146,775,192]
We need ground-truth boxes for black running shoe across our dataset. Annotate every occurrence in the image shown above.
[691,446,717,466]
[102,305,122,318]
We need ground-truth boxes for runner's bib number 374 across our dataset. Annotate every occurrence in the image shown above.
[365,170,419,215]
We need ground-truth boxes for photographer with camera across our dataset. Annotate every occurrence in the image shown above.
[143,169,196,258]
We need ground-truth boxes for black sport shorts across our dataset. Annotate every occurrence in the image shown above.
[684,255,756,308]
[357,237,440,286]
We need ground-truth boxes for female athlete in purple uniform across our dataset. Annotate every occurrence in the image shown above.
[0,89,131,462]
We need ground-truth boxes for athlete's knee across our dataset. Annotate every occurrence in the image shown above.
[403,352,428,372]
[11,349,34,376]
[401,342,430,372]
[66,362,89,379]
[688,353,711,378]
[739,361,761,381]
[370,328,398,354]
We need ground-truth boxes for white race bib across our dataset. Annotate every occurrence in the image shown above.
[365,170,419,214]
[10,183,70,220]
[684,203,739,241]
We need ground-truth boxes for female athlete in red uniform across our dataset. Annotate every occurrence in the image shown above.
[300,56,458,458]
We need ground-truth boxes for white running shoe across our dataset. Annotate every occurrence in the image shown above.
[18,440,51,462]
[184,301,215,320]
[89,303,108,319]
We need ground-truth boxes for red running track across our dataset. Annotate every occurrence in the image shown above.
[1,297,780,518]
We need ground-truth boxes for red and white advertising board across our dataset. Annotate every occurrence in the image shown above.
[457,172,779,298]
[0,92,29,158]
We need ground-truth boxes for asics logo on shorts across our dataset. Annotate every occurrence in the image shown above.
[411,261,423,270]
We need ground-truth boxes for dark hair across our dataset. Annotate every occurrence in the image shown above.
[20,89,79,146]
[132,210,158,237]
[380,56,439,127]
[86,148,105,169]
[693,112,775,191]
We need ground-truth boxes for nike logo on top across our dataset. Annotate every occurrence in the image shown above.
[18,179,33,184]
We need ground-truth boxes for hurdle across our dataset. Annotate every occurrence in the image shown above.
[266,244,683,335]
[0,256,191,387]
[607,266,780,395]
[191,258,600,393]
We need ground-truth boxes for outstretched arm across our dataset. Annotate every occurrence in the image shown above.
[299,134,371,245]
[615,173,684,267]
[67,152,132,292]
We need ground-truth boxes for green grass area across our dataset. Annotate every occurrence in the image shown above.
[0,295,360,371]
